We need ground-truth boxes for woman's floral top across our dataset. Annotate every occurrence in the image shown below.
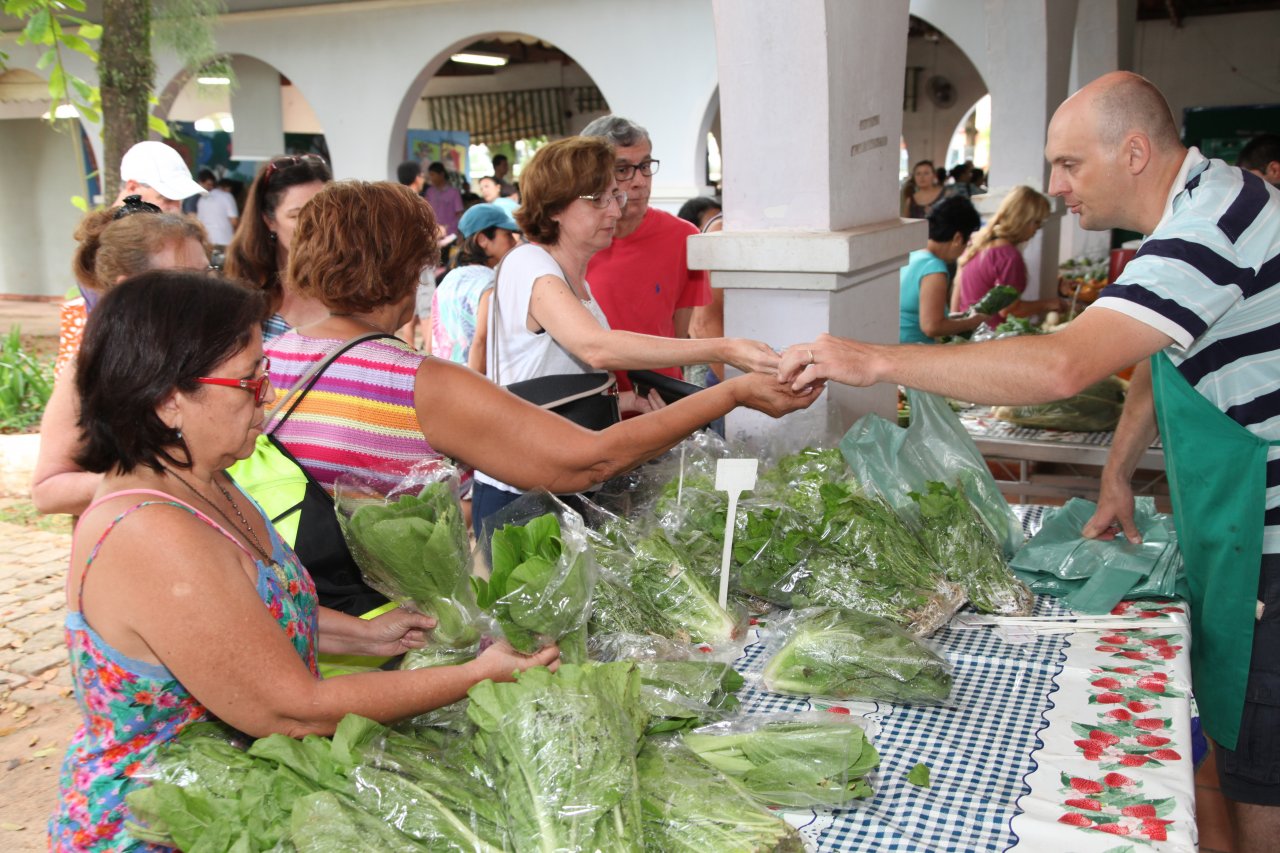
[50,489,319,851]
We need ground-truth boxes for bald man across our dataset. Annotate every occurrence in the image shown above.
[780,71,1280,848]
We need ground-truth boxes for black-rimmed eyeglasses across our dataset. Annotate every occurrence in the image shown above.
[614,159,660,181]
[577,190,628,210]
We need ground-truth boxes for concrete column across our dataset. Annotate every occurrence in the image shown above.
[228,55,285,159]
[1059,0,1137,264]
[696,0,922,444]
[982,0,1079,297]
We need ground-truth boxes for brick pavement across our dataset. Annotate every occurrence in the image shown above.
[0,520,73,708]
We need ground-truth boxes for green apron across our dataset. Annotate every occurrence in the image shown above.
[1150,351,1279,749]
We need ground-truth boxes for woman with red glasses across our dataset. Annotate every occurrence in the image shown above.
[51,271,558,850]
[223,153,332,342]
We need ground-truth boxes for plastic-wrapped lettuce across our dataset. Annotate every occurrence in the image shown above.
[909,479,1033,616]
[636,737,805,852]
[337,466,481,648]
[803,484,965,637]
[992,375,1127,432]
[473,497,594,663]
[636,660,744,734]
[761,607,953,704]
[467,662,648,853]
[682,712,879,808]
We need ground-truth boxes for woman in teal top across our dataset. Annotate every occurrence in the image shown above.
[899,196,987,343]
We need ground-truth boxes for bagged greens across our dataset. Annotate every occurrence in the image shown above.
[473,500,594,663]
[337,465,481,648]
[909,479,1034,616]
[761,607,953,704]
[682,712,879,808]
[971,284,1020,316]
[636,737,805,852]
[992,375,1128,432]
[126,715,506,853]
[466,662,648,853]
[636,659,745,734]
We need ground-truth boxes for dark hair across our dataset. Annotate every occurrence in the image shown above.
[289,181,438,314]
[491,154,508,167]
[197,168,216,183]
[453,228,498,268]
[396,160,423,186]
[427,161,446,175]
[75,271,264,475]
[927,196,981,242]
[515,137,615,245]
[223,154,332,311]
[1237,134,1280,173]
[677,196,722,228]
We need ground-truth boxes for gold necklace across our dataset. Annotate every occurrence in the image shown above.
[166,468,279,571]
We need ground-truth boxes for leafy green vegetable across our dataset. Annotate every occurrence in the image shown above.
[909,480,1033,616]
[467,662,648,853]
[343,484,480,647]
[992,375,1127,432]
[971,284,1020,316]
[473,513,592,662]
[803,484,964,636]
[761,607,953,704]
[288,790,426,852]
[636,738,805,852]
[636,660,744,734]
[907,762,932,788]
[682,715,879,808]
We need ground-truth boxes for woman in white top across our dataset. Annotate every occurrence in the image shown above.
[471,136,780,528]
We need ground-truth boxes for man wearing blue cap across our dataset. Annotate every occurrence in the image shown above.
[431,203,521,365]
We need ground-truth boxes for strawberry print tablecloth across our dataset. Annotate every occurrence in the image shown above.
[728,506,1196,852]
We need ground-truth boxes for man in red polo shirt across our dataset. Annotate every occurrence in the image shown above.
[581,116,711,390]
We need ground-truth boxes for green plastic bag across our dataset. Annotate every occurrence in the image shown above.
[1008,497,1185,612]
[840,389,1023,558]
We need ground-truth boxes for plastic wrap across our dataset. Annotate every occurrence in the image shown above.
[760,607,954,705]
[466,662,647,853]
[335,460,481,648]
[584,502,746,646]
[909,479,1034,616]
[635,659,744,733]
[636,737,805,852]
[681,711,879,809]
[471,491,595,663]
[992,375,1127,432]
[801,486,966,637]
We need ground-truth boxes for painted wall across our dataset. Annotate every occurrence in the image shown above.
[901,33,987,168]
[0,120,87,297]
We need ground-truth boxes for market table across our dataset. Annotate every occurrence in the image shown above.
[958,405,1168,506]
[728,507,1198,852]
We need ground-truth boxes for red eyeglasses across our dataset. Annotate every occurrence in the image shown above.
[262,153,328,184]
[196,357,273,405]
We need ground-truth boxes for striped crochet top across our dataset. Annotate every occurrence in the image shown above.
[265,332,449,496]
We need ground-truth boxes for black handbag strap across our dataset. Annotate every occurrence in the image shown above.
[266,333,395,433]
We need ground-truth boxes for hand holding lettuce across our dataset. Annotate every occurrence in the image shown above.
[337,467,481,648]
[472,495,594,663]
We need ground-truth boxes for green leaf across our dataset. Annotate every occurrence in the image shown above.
[148,114,172,138]
[22,8,52,44]
[60,33,97,60]
[75,104,99,123]
[907,762,931,787]
[70,195,89,212]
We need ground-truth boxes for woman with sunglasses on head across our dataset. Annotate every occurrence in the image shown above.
[223,153,332,343]
[260,177,818,616]
[51,272,559,851]
[31,199,212,517]
[468,136,782,529]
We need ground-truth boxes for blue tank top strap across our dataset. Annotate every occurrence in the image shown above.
[76,488,258,613]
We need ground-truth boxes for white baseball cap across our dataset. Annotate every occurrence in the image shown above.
[119,141,206,200]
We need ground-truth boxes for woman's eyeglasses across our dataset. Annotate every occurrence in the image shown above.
[577,190,628,210]
[112,195,162,220]
[262,153,327,183]
[196,357,273,405]
[614,159,660,181]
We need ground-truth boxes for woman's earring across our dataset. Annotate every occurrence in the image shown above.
[268,232,277,242]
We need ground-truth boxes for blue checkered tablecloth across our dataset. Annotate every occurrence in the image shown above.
[733,597,1073,852]
[726,505,1084,852]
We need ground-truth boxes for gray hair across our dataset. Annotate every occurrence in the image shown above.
[580,115,651,148]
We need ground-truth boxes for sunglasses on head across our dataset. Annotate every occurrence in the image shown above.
[262,153,328,184]
[112,195,162,220]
